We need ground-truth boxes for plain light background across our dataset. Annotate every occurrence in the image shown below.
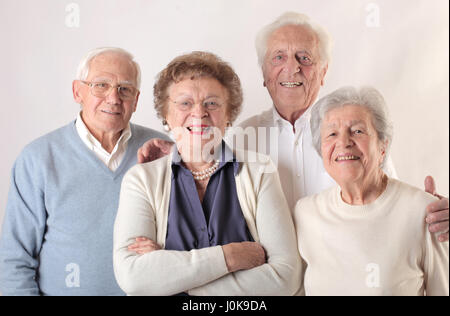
[0,0,448,235]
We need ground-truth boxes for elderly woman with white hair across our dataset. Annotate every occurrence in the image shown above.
[293,86,449,296]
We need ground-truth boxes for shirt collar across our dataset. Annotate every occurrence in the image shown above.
[171,141,239,177]
[76,112,132,153]
[272,102,314,130]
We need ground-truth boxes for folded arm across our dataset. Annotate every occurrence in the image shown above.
[114,168,265,296]
[187,165,302,296]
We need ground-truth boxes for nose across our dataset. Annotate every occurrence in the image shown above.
[106,87,122,105]
[284,55,301,75]
[337,132,354,148]
[190,102,207,118]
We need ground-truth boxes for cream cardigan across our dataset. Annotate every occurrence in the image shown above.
[113,150,302,296]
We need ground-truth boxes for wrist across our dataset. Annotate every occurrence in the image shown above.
[222,243,238,273]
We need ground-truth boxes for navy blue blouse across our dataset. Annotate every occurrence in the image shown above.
[165,142,254,252]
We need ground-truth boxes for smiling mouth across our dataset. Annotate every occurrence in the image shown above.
[335,155,360,162]
[186,125,211,135]
[101,110,121,115]
[280,82,303,88]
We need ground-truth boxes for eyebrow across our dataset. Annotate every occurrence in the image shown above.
[172,94,222,99]
[91,78,134,85]
[271,49,312,55]
[119,80,134,85]
[323,120,367,128]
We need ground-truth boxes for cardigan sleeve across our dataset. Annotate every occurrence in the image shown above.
[0,150,47,296]
[113,165,230,296]
[188,162,302,296]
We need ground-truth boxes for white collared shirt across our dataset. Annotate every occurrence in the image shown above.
[75,112,132,171]
[236,105,397,210]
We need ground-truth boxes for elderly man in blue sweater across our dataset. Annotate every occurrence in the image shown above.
[0,47,167,295]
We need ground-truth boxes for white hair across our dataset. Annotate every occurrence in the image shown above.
[75,47,142,89]
[255,12,333,69]
[310,86,393,167]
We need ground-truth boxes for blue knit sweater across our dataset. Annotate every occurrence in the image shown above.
[0,120,167,295]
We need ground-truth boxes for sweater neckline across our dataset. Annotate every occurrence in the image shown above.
[333,177,398,217]
[69,120,137,179]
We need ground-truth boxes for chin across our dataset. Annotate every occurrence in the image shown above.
[327,166,362,184]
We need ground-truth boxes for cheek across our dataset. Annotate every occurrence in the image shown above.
[302,67,319,82]
[166,107,186,128]
[321,141,334,165]
[124,102,137,115]
[263,66,279,85]
[82,98,102,115]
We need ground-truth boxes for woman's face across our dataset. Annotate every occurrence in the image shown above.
[320,104,387,186]
[165,76,230,161]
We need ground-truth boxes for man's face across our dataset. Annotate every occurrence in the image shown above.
[262,24,328,115]
[73,52,139,137]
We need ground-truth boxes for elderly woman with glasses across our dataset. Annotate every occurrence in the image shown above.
[113,51,301,296]
[293,86,449,296]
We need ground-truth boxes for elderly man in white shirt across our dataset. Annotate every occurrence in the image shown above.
[138,12,449,242]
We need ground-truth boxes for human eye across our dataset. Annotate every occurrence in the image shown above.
[93,82,110,90]
[298,55,313,66]
[119,85,133,94]
[175,99,192,110]
[204,100,220,110]
[271,53,285,65]
[352,127,365,135]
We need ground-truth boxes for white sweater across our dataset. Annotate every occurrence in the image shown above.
[294,178,449,296]
[113,150,302,296]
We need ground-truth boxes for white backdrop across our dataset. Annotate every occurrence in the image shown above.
[0,0,448,233]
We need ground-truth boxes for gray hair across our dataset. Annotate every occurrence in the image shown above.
[255,12,333,69]
[75,47,142,89]
[310,86,393,166]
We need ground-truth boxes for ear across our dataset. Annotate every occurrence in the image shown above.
[320,63,329,86]
[72,80,84,104]
[379,139,388,164]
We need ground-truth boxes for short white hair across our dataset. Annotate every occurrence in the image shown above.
[310,86,393,167]
[75,47,142,89]
[255,12,333,68]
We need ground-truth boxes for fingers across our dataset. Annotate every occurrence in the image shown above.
[426,198,449,221]
[154,139,174,155]
[128,237,161,254]
[137,140,156,164]
[429,221,449,234]
[424,176,437,196]
[437,232,449,242]
[137,139,174,164]
[137,147,146,164]
[426,209,449,224]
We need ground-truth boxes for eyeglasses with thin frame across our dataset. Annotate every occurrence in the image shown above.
[168,96,224,111]
[80,80,139,100]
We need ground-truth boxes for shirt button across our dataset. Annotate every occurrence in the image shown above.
[200,227,206,232]
[295,141,299,146]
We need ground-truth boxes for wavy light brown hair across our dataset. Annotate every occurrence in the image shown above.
[153,51,243,123]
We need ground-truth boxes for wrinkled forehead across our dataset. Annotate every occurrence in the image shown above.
[323,104,374,127]
[87,53,137,83]
[267,24,319,54]
[168,76,228,98]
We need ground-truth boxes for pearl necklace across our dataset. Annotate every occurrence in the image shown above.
[189,160,220,181]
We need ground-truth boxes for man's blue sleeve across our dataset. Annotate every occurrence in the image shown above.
[0,150,47,296]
